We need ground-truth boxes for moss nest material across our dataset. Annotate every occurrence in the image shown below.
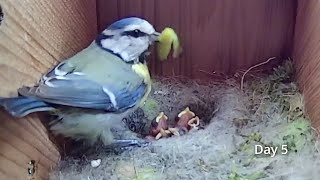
[49,59,320,180]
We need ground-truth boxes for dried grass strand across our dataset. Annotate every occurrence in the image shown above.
[240,57,276,91]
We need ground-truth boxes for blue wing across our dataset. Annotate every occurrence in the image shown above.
[18,62,147,112]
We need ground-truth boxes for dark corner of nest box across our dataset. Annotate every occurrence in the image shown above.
[0,4,3,26]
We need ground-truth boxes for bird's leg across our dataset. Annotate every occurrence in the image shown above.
[105,139,150,149]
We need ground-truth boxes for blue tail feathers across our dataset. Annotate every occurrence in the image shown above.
[0,97,55,118]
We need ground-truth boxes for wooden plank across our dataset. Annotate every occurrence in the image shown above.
[154,0,181,77]
[140,0,158,76]
[96,0,119,32]
[0,169,15,180]
[0,138,48,179]
[0,0,97,179]
[0,155,27,180]
[0,111,59,180]
[293,0,320,130]
[0,115,59,164]
[97,0,296,79]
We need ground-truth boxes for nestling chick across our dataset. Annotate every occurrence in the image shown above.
[168,107,200,136]
[148,112,172,140]
[0,17,162,147]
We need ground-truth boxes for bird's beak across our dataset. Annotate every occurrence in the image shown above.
[150,32,161,42]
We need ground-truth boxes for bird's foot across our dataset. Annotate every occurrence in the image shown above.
[105,139,150,151]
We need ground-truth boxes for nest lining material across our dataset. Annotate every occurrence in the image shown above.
[49,60,320,180]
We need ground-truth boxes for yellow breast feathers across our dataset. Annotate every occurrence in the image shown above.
[131,62,151,84]
[132,62,152,104]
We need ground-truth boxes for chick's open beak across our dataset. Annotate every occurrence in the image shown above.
[150,32,161,42]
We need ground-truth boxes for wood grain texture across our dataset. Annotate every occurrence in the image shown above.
[97,0,296,79]
[293,0,320,130]
[0,0,97,179]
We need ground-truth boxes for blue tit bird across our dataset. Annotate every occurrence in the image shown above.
[0,17,161,147]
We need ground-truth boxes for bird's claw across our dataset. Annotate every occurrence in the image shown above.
[107,139,150,149]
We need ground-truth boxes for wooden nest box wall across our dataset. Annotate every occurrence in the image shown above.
[0,0,319,179]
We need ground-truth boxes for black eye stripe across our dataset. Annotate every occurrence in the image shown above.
[95,33,114,47]
[96,33,114,41]
[122,29,146,38]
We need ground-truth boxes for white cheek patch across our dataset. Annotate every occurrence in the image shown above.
[99,24,154,62]
[101,38,117,49]
[101,37,131,53]
[120,51,129,61]
[112,36,131,53]
[101,36,149,62]
[123,37,149,61]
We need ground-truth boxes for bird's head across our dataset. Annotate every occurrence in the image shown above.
[95,17,160,63]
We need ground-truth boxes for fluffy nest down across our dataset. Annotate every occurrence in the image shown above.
[49,60,320,180]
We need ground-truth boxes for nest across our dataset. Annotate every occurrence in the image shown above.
[49,60,320,180]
